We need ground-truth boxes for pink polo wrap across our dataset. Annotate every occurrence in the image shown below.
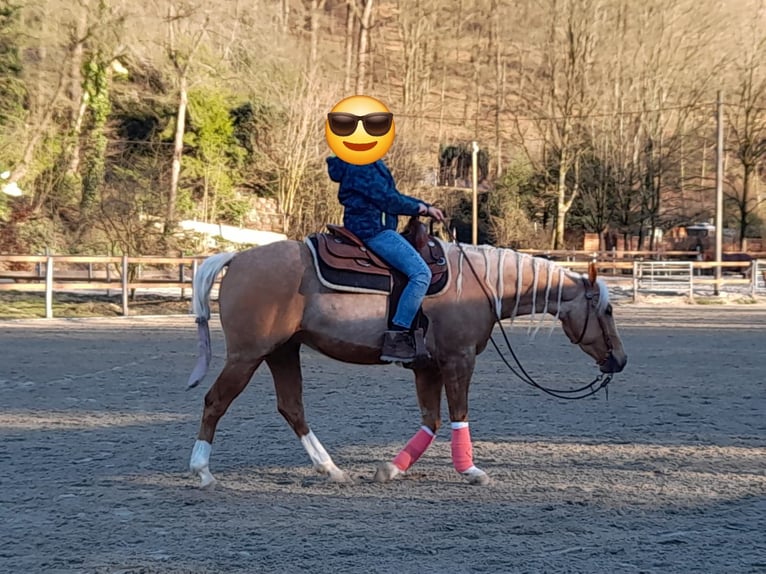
[450,423,474,473]
[392,427,435,471]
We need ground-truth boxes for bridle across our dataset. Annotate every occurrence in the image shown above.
[449,232,614,400]
[572,276,614,355]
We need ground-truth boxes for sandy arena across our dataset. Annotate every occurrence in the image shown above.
[1,305,764,573]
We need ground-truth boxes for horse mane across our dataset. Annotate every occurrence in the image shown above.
[447,243,610,333]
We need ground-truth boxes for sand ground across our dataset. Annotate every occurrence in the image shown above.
[0,306,764,573]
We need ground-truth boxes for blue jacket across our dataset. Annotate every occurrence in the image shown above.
[327,157,425,241]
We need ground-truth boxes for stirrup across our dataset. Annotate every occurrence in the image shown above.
[403,328,431,369]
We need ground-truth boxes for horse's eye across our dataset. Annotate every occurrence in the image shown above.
[605,304,613,316]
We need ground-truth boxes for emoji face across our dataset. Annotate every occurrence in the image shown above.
[325,95,395,165]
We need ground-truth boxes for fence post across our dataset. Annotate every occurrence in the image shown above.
[190,259,198,313]
[689,262,695,303]
[751,260,758,298]
[45,256,54,319]
[179,261,186,300]
[632,260,638,303]
[106,263,111,297]
[121,255,129,316]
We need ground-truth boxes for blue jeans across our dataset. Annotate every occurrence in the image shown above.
[366,229,431,329]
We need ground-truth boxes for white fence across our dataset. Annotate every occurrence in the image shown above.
[757,260,766,294]
[633,260,765,301]
[633,261,694,300]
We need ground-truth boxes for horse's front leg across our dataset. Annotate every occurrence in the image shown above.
[374,365,442,483]
[442,349,490,486]
[266,342,351,483]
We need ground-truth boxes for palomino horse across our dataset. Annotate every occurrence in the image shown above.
[185,232,627,488]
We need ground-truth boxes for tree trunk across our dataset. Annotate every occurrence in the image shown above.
[355,0,373,93]
[167,74,188,234]
[66,4,89,176]
[343,1,355,93]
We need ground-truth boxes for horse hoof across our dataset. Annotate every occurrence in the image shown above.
[195,466,217,489]
[328,470,353,484]
[462,468,490,486]
[374,462,401,483]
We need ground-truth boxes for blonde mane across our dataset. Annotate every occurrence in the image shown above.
[448,243,610,335]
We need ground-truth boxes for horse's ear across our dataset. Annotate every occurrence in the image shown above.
[588,261,597,284]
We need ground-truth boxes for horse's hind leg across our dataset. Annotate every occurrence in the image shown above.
[266,341,350,483]
[374,365,442,483]
[190,358,260,488]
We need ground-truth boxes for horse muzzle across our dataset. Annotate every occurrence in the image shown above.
[599,351,627,373]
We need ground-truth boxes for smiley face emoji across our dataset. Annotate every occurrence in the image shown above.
[325,95,395,165]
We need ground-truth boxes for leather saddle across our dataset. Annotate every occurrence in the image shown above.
[306,217,449,296]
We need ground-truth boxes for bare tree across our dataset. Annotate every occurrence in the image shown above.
[726,1,766,247]
[355,0,373,93]
[163,2,208,234]
[519,0,600,248]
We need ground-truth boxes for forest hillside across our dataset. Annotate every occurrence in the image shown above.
[1,0,765,254]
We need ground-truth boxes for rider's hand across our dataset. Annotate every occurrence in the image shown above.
[426,206,445,222]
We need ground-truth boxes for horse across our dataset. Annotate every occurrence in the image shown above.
[184,226,627,488]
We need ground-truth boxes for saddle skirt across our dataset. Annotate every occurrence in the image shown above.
[305,222,450,296]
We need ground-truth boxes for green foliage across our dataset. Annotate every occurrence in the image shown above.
[490,158,547,247]
[80,54,111,216]
[0,1,25,128]
[182,88,250,223]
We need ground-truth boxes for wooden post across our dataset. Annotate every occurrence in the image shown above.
[121,255,129,316]
[45,256,54,319]
[714,91,724,296]
[689,262,695,303]
[471,141,479,245]
[190,259,198,313]
[751,260,757,298]
[179,262,186,299]
[632,260,638,303]
[106,263,111,297]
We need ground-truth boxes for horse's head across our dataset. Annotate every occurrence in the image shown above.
[558,263,627,374]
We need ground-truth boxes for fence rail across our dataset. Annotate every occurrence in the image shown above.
[0,254,213,318]
[1,253,765,319]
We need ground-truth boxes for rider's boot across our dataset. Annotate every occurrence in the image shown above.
[380,329,416,363]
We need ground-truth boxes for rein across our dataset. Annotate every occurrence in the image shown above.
[445,228,613,400]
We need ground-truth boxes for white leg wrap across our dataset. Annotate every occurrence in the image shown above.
[190,439,211,471]
[300,430,348,482]
[189,440,216,488]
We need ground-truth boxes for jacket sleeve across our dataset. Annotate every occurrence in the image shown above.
[347,165,423,215]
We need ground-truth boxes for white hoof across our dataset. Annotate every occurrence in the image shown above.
[460,465,490,486]
[374,462,402,483]
[190,440,215,488]
[315,462,352,483]
[196,465,217,489]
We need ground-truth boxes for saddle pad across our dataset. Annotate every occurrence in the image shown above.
[305,235,450,296]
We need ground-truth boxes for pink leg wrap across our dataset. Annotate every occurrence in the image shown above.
[392,426,435,471]
[451,422,474,473]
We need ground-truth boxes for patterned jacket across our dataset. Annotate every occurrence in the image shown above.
[327,157,426,241]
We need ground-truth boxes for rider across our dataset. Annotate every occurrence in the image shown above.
[327,155,444,363]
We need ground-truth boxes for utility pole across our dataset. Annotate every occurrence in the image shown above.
[715,91,724,296]
[471,141,479,245]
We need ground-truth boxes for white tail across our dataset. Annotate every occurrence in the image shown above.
[186,251,237,389]
[192,251,237,321]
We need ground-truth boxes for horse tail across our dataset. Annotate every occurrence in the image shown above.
[186,251,237,389]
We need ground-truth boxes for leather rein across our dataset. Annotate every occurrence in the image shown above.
[449,232,614,400]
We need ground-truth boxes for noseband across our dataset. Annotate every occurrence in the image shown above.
[572,277,614,362]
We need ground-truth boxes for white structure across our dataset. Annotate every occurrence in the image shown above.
[1,171,22,197]
[178,220,286,248]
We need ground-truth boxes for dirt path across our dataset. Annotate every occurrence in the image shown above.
[1,306,764,573]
